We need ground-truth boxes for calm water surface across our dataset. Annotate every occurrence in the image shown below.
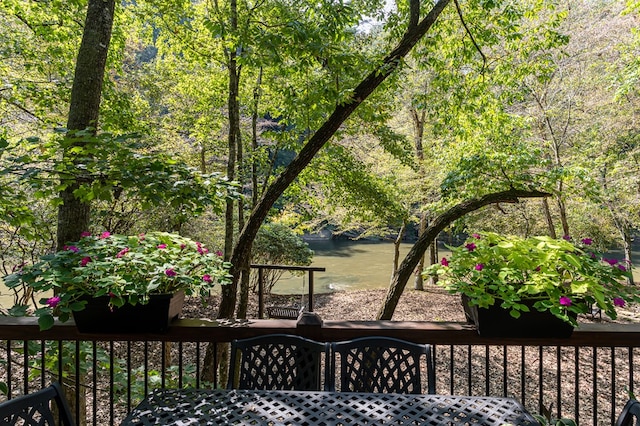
[273,240,441,295]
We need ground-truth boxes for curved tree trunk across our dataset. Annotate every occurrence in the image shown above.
[219,0,453,319]
[376,189,550,320]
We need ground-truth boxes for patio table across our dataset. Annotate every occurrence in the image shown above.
[120,388,540,425]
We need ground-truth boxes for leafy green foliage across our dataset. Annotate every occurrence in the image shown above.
[294,142,408,236]
[425,232,638,326]
[0,131,238,225]
[250,222,314,292]
[4,232,232,330]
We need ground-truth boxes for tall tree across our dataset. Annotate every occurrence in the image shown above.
[221,0,453,318]
[56,0,116,249]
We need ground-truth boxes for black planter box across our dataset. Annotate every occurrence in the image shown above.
[72,291,185,334]
[461,295,575,338]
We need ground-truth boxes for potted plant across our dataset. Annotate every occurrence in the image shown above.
[4,231,231,332]
[424,232,638,337]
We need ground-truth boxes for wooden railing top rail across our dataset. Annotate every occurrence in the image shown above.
[250,264,326,272]
[0,315,639,347]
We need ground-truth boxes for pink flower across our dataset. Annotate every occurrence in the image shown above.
[157,244,167,249]
[581,238,593,245]
[80,231,92,237]
[66,245,79,253]
[202,274,212,283]
[165,268,177,277]
[614,297,626,308]
[100,231,111,239]
[475,263,484,271]
[465,243,476,252]
[562,235,571,241]
[138,233,146,241]
[46,296,61,308]
[441,257,449,267]
[472,233,481,239]
[180,244,186,250]
[559,296,572,306]
[116,248,130,258]
[603,258,618,266]
[618,264,627,272]
[215,250,223,257]
[80,257,92,267]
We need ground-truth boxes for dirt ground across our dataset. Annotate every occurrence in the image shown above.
[185,287,640,324]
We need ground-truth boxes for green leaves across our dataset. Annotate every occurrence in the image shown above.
[1,131,239,227]
[424,232,639,326]
[6,232,232,330]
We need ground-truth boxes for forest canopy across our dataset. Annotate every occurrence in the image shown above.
[1,0,639,319]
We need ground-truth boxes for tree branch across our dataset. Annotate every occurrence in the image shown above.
[376,188,551,320]
[220,0,453,319]
[453,0,486,74]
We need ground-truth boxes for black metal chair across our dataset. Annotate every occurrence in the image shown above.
[227,334,329,391]
[616,399,640,426]
[0,382,75,425]
[329,336,435,394]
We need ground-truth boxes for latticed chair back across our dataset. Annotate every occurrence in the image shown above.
[616,399,640,426]
[227,334,329,391]
[0,382,75,426]
[329,336,435,394]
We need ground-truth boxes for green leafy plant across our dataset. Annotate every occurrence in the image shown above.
[532,403,577,426]
[425,232,638,326]
[532,413,577,426]
[4,231,231,330]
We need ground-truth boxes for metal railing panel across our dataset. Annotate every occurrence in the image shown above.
[0,318,639,425]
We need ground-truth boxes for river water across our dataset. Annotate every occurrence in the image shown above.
[273,240,434,295]
[273,239,640,295]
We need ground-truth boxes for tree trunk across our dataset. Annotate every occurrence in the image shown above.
[377,190,550,320]
[427,238,438,288]
[57,0,116,423]
[556,196,570,238]
[392,223,406,276]
[541,197,556,238]
[409,106,425,161]
[622,228,634,286]
[251,68,263,207]
[203,0,241,383]
[413,213,427,290]
[219,0,241,318]
[220,0,452,319]
[57,0,115,250]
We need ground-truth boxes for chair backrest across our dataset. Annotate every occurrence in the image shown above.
[329,336,435,394]
[0,382,75,426]
[616,399,640,426]
[227,334,329,391]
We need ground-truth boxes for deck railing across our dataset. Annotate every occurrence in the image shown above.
[0,316,638,425]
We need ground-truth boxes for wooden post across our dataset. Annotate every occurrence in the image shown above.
[258,267,264,319]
